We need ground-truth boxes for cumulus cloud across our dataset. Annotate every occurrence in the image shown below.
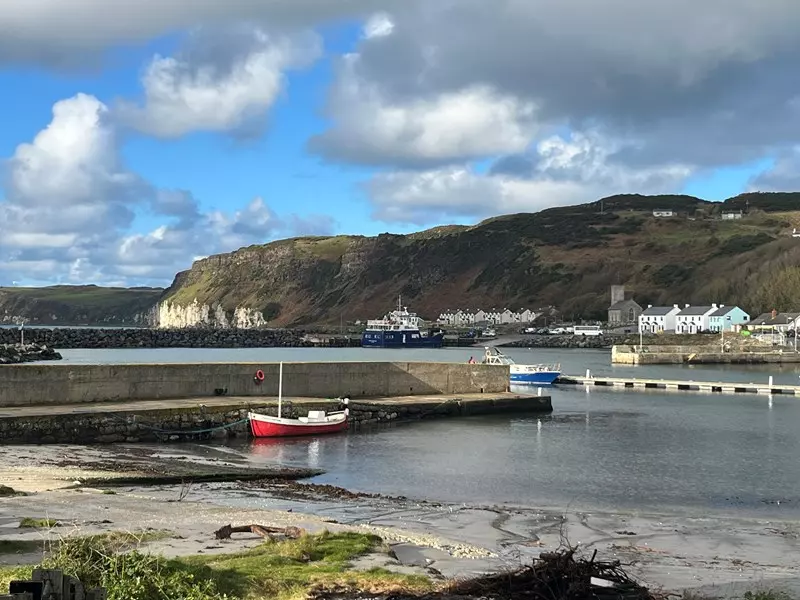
[0,0,397,66]
[117,27,322,138]
[311,0,800,173]
[0,94,336,285]
[367,132,693,224]
[310,54,538,167]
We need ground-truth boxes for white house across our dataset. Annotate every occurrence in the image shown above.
[675,304,719,334]
[652,209,674,217]
[517,309,534,323]
[721,210,743,220]
[484,309,502,324]
[437,307,537,326]
[638,305,681,333]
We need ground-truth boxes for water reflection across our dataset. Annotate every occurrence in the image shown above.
[227,385,800,518]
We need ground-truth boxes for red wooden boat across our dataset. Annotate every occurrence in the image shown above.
[248,410,349,438]
[247,362,350,438]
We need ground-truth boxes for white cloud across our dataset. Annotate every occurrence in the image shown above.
[310,54,538,166]
[117,28,322,138]
[367,132,693,224]
[0,94,336,285]
[363,13,395,39]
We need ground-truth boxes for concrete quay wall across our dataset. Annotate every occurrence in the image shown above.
[0,395,552,444]
[0,361,509,407]
[612,345,800,364]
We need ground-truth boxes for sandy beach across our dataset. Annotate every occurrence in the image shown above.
[1,444,799,597]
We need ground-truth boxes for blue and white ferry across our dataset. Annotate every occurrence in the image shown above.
[361,297,444,348]
[481,347,561,385]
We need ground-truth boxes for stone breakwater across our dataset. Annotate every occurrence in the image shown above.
[502,334,625,349]
[0,327,310,349]
[0,343,62,364]
[0,396,552,444]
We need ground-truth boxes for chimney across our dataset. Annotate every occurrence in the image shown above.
[712,303,717,309]
[648,304,653,309]
[673,304,679,309]
[685,304,690,308]
[772,308,778,319]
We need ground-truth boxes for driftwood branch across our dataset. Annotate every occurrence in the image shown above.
[214,524,305,540]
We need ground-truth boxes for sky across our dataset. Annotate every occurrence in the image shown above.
[1,1,800,288]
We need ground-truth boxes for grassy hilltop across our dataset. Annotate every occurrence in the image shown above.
[0,285,162,326]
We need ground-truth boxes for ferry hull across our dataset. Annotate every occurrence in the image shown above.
[361,331,444,348]
[510,371,561,385]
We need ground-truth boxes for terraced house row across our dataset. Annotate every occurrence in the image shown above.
[638,304,751,334]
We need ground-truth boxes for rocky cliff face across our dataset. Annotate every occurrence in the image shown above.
[157,192,800,327]
[158,300,268,329]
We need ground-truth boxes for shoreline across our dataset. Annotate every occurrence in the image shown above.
[1,445,799,597]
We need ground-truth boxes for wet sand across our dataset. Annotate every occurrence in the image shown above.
[1,444,799,597]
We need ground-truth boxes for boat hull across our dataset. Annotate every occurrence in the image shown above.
[248,413,348,438]
[361,330,444,348]
[510,371,561,385]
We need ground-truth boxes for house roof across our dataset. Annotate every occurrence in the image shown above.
[769,312,800,325]
[709,306,738,317]
[747,312,800,326]
[641,306,678,316]
[608,299,642,311]
[678,306,716,316]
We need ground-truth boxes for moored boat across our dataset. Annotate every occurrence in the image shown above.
[361,296,444,348]
[247,362,350,438]
[248,410,349,437]
[481,347,561,385]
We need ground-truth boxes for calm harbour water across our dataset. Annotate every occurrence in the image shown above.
[58,347,800,519]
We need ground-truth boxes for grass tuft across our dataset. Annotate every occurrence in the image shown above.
[18,518,60,529]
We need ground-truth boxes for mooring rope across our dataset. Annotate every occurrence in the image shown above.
[109,415,250,437]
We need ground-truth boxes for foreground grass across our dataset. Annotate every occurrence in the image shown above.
[0,530,431,600]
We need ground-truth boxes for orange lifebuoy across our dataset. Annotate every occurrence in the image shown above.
[254,369,265,382]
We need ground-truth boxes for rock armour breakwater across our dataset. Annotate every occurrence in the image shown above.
[502,334,624,349]
[0,327,309,349]
[0,343,62,364]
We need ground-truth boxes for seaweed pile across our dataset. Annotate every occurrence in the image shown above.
[314,548,657,600]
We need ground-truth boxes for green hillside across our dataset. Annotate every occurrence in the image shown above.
[159,192,800,325]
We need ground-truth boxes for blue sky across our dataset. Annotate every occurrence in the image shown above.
[0,1,797,287]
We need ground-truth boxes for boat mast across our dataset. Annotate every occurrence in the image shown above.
[278,361,283,418]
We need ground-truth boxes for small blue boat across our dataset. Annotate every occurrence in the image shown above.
[361,297,444,349]
[481,347,561,385]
